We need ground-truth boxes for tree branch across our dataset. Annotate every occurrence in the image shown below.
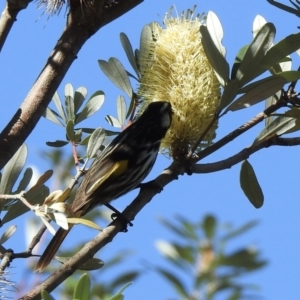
[20,162,182,299]
[0,0,32,52]
[0,0,143,171]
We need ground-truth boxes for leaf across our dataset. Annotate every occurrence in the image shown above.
[41,290,55,300]
[46,140,69,147]
[219,79,239,111]
[120,32,140,77]
[67,217,102,230]
[252,15,267,38]
[105,115,122,128]
[265,91,281,126]
[254,116,296,144]
[240,160,264,208]
[52,91,66,123]
[15,167,33,193]
[156,268,189,299]
[86,127,106,159]
[117,95,127,127]
[109,272,139,290]
[66,119,75,141]
[76,91,105,124]
[109,282,133,300]
[98,58,132,98]
[43,107,64,126]
[207,11,226,56]
[0,225,17,245]
[77,258,104,271]
[231,45,248,80]
[73,273,91,300]
[236,23,276,85]
[225,75,286,112]
[200,25,229,86]
[65,83,75,120]
[202,215,217,239]
[74,86,88,113]
[0,144,27,195]
[1,185,49,224]
[139,25,153,76]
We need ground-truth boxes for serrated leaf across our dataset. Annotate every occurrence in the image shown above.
[254,116,296,143]
[200,25,229,86]
[202,215,217,239]
[46,140,69,147]
[236,23,276,85]
[105,115,122,128]
[225,76,286,112]
[86,128,106,159]
[0,225,17,245]
[98,58,132,98]
[117,96,127,127]
[1,185,49,224]
[219,79,239,110]
[0,144,27,195]
[74,87,88,113]
[66,119,75,141]
[15,168,33,193]
[120,32,140,77]
[240,160,264,208]
[73,273,91,300]
[139,25,153,76]
[253,15,267,38]
[43,107,64,126]
[52,91,67,123]
[75,91,105,124]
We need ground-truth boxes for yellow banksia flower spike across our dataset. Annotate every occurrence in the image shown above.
[137,7,221,158]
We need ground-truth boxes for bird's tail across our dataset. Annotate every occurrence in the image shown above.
[35,225,73,272]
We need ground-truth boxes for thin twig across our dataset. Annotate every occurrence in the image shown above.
[266,0,300,17]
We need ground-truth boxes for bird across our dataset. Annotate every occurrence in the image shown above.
[35,101,172,272]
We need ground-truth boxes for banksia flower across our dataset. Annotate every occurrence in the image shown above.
[137,7,221,158]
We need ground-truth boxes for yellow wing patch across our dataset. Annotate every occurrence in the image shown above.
[86,160,128,194]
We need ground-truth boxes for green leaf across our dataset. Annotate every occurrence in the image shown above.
[73,273,91,300]
[109,282,132,300]
[156,268,189,299]
[117,95,127,127]
[236,23,276,85]
[65,83,75,120]
[0,144,27,195]
[52,91,66,123]
[105,115,122,128]
[225,75,286,112]
[231,45,248,80]
[15,167,33,193]
[74,129,83,143]
[66,119,75,141]
[202,215,217,239]
[41,290,55,300]
[240,160,264,208]
[254,116,296,144]
[109,272,139,290]
[74,86,87,113]
[0,225,16,245]
[46,140,69,147]
[252,15,267,38]
[221,220,258,242]
[219,79,239,111]
[86,127,106,159]
[76,91,105,124]
[98,58,132,98]
[200,25,229,86]
[77,258,104,271]
[43,107,64,126]
[139,25,153,76]
[265,91,281,127]
[120,32,140,77]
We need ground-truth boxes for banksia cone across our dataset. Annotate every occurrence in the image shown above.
[137,8,221,158]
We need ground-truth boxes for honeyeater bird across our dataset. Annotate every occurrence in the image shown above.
[35,101,172,272]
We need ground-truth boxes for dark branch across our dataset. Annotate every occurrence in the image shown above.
[266,0,300,17]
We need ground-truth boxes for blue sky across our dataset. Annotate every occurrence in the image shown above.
[1,0,300,299]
